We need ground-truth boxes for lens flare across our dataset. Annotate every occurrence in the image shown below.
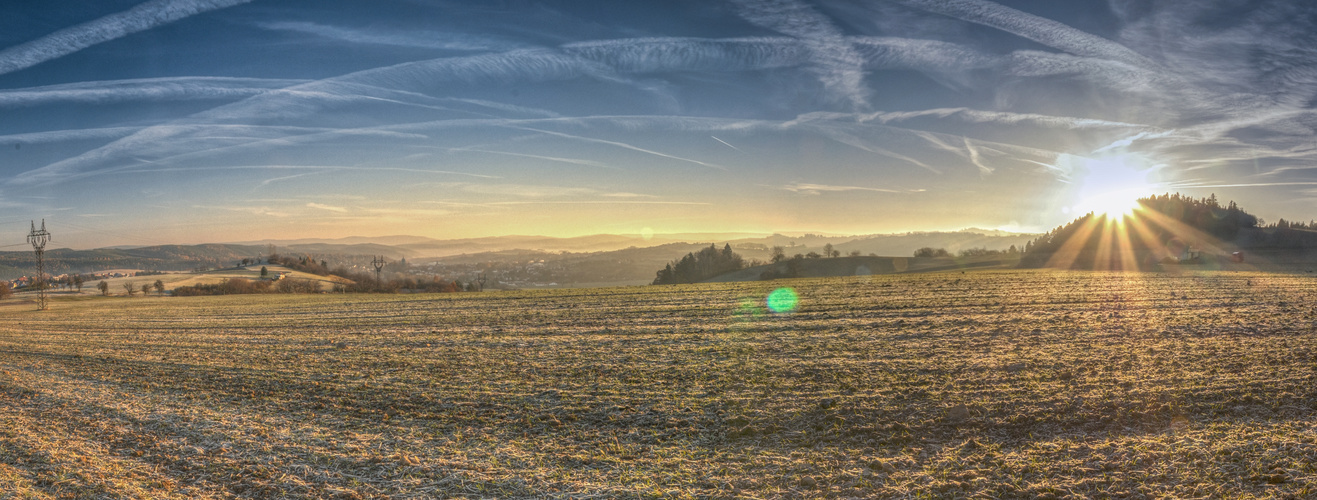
[766,287,799,314]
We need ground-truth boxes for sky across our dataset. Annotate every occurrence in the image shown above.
[1,0,1315,249]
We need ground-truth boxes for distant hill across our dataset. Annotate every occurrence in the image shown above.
[704,255,1020,282]
[0,229,1039,286]
[234,230,1037,261]
[0,244,263,279]
[280,243,409,259]
[0,243,382,280]
[238,233,770,259]
[232,235,435,246]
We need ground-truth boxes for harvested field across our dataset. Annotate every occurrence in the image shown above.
[1,270,1315,498]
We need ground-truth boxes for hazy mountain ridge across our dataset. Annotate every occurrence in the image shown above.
[0,245,265,279]
[0,230,1037,283]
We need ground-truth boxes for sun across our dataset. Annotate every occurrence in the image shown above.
[1071,156,1157,218]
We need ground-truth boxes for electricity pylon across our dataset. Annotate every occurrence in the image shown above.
[27,220,51,311]
[371,256,386,284]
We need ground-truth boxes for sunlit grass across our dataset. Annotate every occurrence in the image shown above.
[0,272,1314,497]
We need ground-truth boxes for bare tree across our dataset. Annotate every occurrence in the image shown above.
[770,245,786,263]
[97,281,109,296]
[123,282,136,296]
[154,280,165,294]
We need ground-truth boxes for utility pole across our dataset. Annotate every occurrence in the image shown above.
[371,256,386,284]
[27,220,51,311]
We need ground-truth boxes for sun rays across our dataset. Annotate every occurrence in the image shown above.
[1040,198,1249,272]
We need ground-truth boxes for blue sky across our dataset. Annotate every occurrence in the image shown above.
[1,0,1315,248]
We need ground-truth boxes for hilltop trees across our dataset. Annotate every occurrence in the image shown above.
[914,247,950,258]
[1019,193,1267,269]
[268,253,331,276]
[653,244,747,284]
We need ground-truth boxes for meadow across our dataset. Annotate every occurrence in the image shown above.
[0,270,1314,498]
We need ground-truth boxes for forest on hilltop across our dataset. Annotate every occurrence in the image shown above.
[1020,193,1317,269]
[652,244,749,285]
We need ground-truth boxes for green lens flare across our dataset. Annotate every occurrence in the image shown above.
[766,287,798,314]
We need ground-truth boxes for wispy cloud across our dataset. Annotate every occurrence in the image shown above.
[193,204,292,218]
[257,21,518,52]
[892,0,1158,69]
[797,124,940,173]
[454,148,616,170]
[0,0,254,76]
[488,200,709,206]
[458,183,599,198]
[256,171,324,189]
[561,37,807,72]
[0,77,307,108]
[0,127,144,145]
[306,202,348,213]
[9,0,1316,240]
[859,108,1150,131]
[963,137,991,176]
[729,0,870,109]
[779,182,918,195]
[513,126,728,171]
[4,34,1039,186]
[601,192,658,199]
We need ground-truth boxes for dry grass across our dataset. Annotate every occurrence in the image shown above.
[25,264,348,299]
[0,269,1314,498]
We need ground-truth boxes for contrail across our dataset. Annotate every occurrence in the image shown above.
[515,126,728,171]
[710,135,743,152]
[964,137,993,176]
[0,0,255,76]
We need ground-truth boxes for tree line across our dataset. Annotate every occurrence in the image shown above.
[913,246,1018,258]
[1017,193,1283,269]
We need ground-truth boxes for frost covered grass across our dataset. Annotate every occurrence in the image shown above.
[0,270,1314,498]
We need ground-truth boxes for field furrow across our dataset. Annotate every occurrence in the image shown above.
[1,270,1315,498]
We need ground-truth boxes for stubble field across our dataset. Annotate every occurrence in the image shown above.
[0,270,1315,499]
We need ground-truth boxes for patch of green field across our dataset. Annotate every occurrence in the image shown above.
[16,265,350,301]
[0,270,1314,498]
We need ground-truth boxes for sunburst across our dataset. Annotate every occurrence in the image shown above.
[1072,156,1157,218]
